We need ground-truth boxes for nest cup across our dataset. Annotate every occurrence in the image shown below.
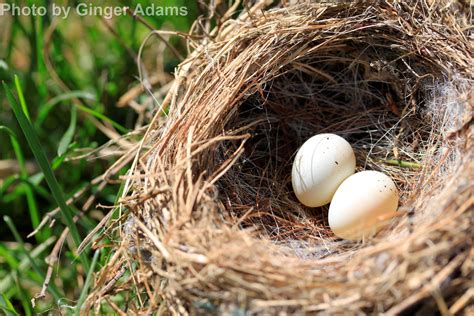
[86,1,473,314]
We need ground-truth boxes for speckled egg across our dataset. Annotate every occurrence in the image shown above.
[328,170,399,240]
[291,133,356,207]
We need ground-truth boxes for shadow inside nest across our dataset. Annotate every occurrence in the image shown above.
[216,45,437,255]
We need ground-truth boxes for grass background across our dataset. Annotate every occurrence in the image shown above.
[0,0,201,313]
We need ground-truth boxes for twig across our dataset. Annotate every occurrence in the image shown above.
[382,159,422,169]
[125,7,184,61]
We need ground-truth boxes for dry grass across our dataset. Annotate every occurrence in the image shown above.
[84,0,473,314]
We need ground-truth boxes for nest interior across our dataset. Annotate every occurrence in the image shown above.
[86,1,473,314]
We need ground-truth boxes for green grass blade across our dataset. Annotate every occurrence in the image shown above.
[75,103,128,134]
[0,294,19,316]
[13,75,30,120]
[0,245,20,269]
[35,92,128,134]
[75,249,100,315]
[3,81,90,271]
[31,13,48,102]
[58,106,77,156]
[0,176,50,202]
[36,91,96,128]
[14,275,33,316]
[0,175,19,198]
[0,126,41,240]
[3,216,61,301]
[0,237,56,294]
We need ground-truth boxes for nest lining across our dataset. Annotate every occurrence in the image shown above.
[85,1,473,314]
[219,52,432,246]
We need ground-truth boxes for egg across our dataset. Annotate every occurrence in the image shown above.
[328,170,399,240]
[292,133,356,207]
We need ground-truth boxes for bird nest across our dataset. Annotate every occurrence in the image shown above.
[85,1,473,314]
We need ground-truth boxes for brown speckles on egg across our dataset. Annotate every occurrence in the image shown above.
[292,133,356,207]
[329,170,399,240]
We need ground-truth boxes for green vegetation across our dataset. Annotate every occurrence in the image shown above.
[0,0,198,313]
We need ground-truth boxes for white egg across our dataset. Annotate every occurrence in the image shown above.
[291,133,356,207]
[328,170,399,240]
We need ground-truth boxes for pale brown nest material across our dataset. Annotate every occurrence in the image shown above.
[85,1,473,314]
